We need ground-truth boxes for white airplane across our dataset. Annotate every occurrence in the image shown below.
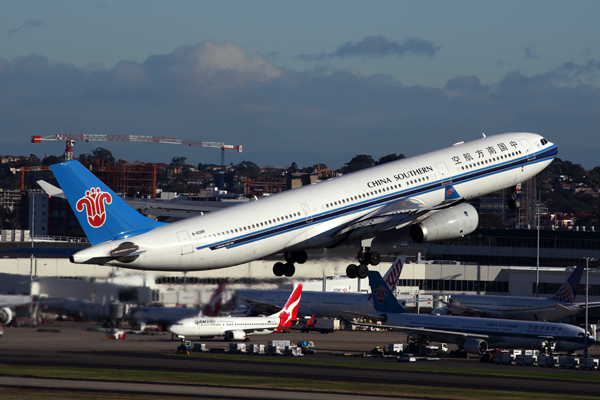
[169,284,302,341]
[131,279,227,325]
[44,132,556,278]
[233,255,406,318]
[434,265,600,321]
[349,271,595,355]
[0,295,32,325]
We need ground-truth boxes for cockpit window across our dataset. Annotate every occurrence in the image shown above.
[540,138,548,146]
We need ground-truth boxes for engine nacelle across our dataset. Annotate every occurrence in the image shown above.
[463,338,488,354]
[410,203,478,243]
[0,307,13,324]
[225,330,247,341]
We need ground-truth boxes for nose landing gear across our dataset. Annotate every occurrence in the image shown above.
[508,183,522,210]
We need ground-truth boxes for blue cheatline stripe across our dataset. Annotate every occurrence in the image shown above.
[197,145,557,251]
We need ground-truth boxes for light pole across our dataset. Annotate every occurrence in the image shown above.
[583,257,596,359]
[536,192,540,297]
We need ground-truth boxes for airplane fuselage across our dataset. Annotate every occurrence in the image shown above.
[169,315,281,338]
[382,312,591,352]
[448,294,580,321]
[72,132,557,271]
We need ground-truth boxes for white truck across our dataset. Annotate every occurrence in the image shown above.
[301,318,340,334]
[425,343,448,355]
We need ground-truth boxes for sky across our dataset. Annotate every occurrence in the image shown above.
[1,0,599,169]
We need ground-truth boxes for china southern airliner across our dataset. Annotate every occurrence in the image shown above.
[350,271,594,355]
[48,132,557,278]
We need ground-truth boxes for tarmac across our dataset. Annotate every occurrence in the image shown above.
[0,321,599,399]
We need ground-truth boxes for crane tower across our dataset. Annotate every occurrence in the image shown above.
[32,134,242,189]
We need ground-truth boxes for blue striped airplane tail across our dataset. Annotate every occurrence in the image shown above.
[50,160,165,245]
[551,265,584,303]
[368,271,409,313]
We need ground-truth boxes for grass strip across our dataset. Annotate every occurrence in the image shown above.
[180,353,600,383]
[0,364,598,400]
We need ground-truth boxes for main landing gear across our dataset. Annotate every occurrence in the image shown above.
[273,250,307,277]
[346,246,380,279]
[507,183,522,210]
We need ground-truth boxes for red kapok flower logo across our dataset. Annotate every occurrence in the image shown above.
[374,285,388,304]
[76,187,112,228]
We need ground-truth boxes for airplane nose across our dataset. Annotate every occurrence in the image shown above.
[587,336,596,347]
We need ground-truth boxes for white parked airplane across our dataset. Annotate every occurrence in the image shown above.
[234,255,406,318]
[434,265,600,321]
[169,284,302,341]
[349,271,594,355]
[44,132,556,278]
[131,279,227,326]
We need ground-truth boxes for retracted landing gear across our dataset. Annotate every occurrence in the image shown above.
[508,183,522,210]
[272,250,307,277]
[346,244,380,279]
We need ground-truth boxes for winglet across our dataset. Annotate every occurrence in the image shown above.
[368,271,409,313]
[552,265,584,303]
[50,160,165,245]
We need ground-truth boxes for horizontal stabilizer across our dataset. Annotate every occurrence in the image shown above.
[2,247,85,257]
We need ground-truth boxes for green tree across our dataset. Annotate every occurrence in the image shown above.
[376,153,405,166]
[341,155,374,173]
[236,161,261,179]
[92,147,115,163]
[171,156,187,167]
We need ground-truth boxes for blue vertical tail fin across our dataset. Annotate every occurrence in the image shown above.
[368,271,409,313]
[551,265,584,302]
[50,160,165,245]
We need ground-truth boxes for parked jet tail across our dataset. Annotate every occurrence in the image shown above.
[382,255,405,292]
[368,271,409,314]
[50,160,166,245]
[201,279,227,317]
[272,284,303,331]
[551,265,584,303]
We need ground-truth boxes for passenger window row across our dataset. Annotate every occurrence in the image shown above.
[206,211,303,240]
[324,175,434,210]
[461,150,522,171]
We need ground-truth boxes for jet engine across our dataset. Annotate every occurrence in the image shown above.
[225,330,247,341]
[410,203,478,243]
[463,338,488,354]
[0,307,13,324]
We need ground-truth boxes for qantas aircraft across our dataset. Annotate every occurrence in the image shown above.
[47,132,556,278]
[350,271,594,355]
[169,284,302,341]
[234,255,406,318]
[435,265,600,321]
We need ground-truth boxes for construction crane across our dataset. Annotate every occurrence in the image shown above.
[32,134,242,189]
[10,166,51,191]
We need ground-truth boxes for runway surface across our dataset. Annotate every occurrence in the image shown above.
[0,322,599,398]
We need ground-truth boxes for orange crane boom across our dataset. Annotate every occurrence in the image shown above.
[32,134,242,189]
[10,166,51,191]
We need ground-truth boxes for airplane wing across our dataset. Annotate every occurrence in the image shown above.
[575,302,600,309]
[241,299,283,316]
[37,180,235,219]
[445,302,506,319]
[334,197,463,240]
[341,317,490,340]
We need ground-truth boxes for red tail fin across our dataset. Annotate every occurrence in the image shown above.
[201,279,227,317]
[274,284,303,331]
[383,255,405,292]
